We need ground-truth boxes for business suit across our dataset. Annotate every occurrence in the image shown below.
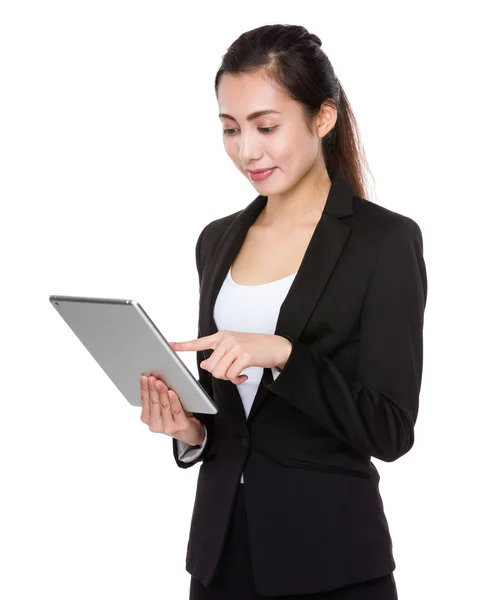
[172,170,427,597]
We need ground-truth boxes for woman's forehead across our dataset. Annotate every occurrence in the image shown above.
[218,73,293,118]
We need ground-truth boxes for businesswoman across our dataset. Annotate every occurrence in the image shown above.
[140,24,427,599]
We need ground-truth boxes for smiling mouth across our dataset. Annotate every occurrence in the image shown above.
[247,168,275,174]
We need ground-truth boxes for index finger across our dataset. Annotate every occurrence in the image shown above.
[170,334,215,352]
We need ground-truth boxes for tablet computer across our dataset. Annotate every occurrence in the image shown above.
[49,294,218,415]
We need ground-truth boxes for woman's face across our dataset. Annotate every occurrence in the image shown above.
[217,70,331,195]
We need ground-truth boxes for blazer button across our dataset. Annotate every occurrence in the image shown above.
[241,436,249,448]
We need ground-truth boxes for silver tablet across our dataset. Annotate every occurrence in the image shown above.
[49,295,218,414]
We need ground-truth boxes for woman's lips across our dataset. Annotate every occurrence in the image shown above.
[247,168,276,181]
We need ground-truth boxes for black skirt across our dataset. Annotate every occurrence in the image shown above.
[189,483,398,600]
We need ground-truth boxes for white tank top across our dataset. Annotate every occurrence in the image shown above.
[214,265,297,417]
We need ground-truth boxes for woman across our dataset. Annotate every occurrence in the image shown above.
[140,24,427,599]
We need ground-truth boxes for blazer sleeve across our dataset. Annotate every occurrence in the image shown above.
[173,225,216,469]
[264,218,427,462]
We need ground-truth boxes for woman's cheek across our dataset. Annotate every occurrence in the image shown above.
[224,139,238,162]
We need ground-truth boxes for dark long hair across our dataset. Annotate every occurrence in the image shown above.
[214,24,374,201]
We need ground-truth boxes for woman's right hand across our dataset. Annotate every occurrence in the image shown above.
[140,374,205,446]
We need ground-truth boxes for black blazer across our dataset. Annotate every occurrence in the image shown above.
[172,170,427,596]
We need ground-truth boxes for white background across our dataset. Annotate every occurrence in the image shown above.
[1,1,484,598]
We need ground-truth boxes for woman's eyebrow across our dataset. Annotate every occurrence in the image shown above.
[218,109,282,122]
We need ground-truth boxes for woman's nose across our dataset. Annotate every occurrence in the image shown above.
[238,137,263,166]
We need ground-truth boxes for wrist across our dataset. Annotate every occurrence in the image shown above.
[276,336,293,370]
[190,422,205,446]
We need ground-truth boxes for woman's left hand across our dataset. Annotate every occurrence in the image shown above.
[169,331,292,385]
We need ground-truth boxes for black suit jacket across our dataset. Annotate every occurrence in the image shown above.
[172,170,427,596]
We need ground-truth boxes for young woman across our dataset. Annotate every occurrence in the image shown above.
[140,23,427,600]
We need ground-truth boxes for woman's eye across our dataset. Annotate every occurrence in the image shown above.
[259,127,278,134]
[223,126,278,135]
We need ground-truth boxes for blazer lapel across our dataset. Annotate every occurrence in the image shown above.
[198,169,355,427]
